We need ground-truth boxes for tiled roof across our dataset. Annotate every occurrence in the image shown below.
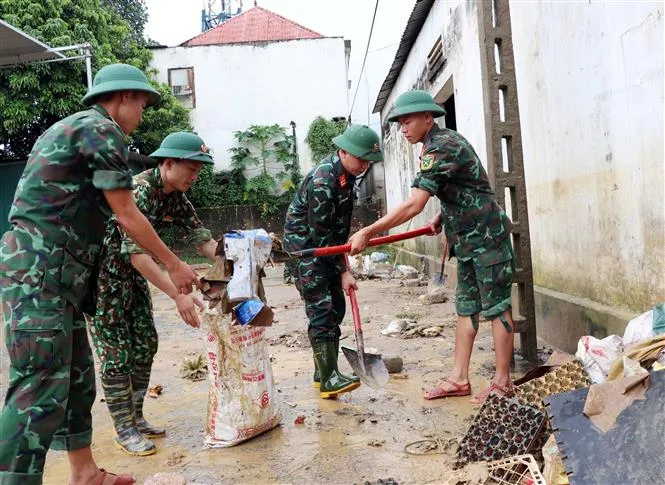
[182,6,323,46]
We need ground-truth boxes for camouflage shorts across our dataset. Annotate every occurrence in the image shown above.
[294,259,345,344]
[455,238,515,320]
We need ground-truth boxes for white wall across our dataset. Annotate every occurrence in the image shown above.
[150,37,349,174]
[511,1,665,311]
[378,0,486,257]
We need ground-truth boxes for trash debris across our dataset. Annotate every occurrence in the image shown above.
[457,393,546,465]
[267,330,310,348]
[575,335,623,383]
[420,326,443,338]
[544,370,665,484]
[294,415,306,425]
[515,359,591,412]
[423,280,448,304]
[224,229,272,303]
[396,265,419,279]
[370,251,389,262]
[367,439,386,447]
[180,353,207,381]
[362,255,376,277]
[381,319,410,336]
[542,434,568,484]
[164,452,185,467]
[400,278,425,287]
[148,384,163,399]
[485,454,546,485]
[607,334,665,380]
[381,318,454,339]
[583,372,649,433]
[382,356,404,374]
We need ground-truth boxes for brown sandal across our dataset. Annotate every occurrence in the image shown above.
[91,469,136,485]
[423,378,472,400]
[470,381,515,405]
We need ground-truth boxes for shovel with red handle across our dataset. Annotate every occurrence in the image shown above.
[285,226,435,258]
[341,285,389,389]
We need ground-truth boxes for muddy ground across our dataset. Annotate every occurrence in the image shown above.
[43,263,543,485]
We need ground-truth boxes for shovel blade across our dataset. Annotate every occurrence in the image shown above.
[341,346,389,389]
[430,272,448,287]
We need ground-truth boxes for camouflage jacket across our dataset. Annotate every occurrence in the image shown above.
[0,104,133,324]
[100,167,212,279]
[283,155,355,274]
[412,125,512,261]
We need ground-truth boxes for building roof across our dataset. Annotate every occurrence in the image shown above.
[372,0,435,114]
[182,6,323,47]
[0,19,65,66]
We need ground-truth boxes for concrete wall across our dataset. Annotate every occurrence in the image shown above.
[150,38,349,173]
[377,0,664,349]
[379,0,486,262]
[509,1,665,347]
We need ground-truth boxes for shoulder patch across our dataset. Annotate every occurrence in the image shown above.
[420,154,435,171]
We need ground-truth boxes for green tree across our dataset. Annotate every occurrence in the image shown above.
[229,124,300,218]
[100,0,148,43]
[0,0,191,160]
[306,116,346,162]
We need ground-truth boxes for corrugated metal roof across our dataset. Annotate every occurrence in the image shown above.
[0,19,65,66]
[372,0,435,114]
[182,6,322,47]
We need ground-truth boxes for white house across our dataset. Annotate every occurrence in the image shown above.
[372,0,664,351]
[149,6,351,173]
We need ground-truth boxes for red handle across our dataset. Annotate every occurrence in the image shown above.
[292,225,434,258]
[347,286,365,359]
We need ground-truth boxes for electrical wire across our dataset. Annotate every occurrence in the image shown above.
[348,0,379,124]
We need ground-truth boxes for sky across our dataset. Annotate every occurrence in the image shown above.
[144,0,416,133]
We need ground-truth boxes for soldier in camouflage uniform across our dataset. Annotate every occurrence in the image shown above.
[89,132,218,456]
[0,65,200,485]
[348,90,516,405]
[283,124,383,399]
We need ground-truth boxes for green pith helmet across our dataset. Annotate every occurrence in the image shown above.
[332,124,383,162]
[387,90,446,122]
[149,132,214,165]
[82,63,162,107]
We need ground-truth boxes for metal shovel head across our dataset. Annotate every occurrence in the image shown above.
[341,345,389,389]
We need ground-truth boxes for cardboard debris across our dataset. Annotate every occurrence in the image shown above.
[583,373,649,433]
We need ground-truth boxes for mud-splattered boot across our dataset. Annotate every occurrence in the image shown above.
[101,375,156,456]
[313,356,321,388]
[131,364,166,438]
[313,341,361,399]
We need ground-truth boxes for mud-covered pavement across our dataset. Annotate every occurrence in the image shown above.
[44,264,531,485]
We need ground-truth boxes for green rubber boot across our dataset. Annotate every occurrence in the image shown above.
[131,364,166,438]
[101,375,156,456]
[313,353,321,388]
[313,340,361,399]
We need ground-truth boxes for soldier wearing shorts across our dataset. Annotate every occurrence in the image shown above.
[283,124,383,399]
[348,90,516,405]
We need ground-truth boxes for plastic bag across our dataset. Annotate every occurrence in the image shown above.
[575,335,623,384]
[203,308,281,447]
[623,310,655,349]
[224,229,272,303]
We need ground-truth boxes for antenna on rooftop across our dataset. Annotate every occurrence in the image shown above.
[201,0,243,32]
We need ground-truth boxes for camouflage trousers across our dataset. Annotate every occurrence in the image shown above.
[88,266,157,378]
[0,287,95,485]
[455,238,516,321]
[294,260,345,344]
